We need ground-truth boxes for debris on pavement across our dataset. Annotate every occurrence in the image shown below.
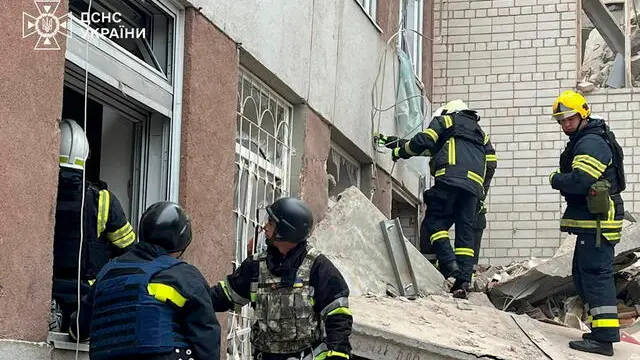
[474,220,640,335]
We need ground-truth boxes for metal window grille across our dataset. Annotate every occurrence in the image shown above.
[234,68,293,265]
[230,68,294,359]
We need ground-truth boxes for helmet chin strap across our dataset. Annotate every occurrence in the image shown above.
[564,117,586,136]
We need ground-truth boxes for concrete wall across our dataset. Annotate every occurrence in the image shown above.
[180,9,237,281]
[296,106,332,223]
[433,0,640,265]
[187,0,423,199]
[0,0,67,341]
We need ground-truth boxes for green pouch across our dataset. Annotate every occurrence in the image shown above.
[587,180,611,215]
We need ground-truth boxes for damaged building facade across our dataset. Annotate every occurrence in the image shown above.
[0,0,432,357]
[434,0,640,265]
[1,0,640,358]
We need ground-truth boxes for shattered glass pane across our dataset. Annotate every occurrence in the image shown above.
[327,148,360,202]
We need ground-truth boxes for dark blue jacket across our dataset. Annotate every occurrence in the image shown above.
[551,118,625,241]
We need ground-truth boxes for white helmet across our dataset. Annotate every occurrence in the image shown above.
[59,119,89,170]
[443,99,469,113]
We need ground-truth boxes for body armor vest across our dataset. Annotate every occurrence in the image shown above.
[251,246,322,354]
[90,255,189,360]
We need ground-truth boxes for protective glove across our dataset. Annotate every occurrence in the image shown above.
[391,147,402,162]
[549,168,560,185]
[324,353,350,360]
[478,200,487,215]
[373,132,401,149]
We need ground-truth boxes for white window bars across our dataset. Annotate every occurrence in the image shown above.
[234,68,294,265]
[231,68,293,360]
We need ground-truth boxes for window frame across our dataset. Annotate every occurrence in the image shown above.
[355,0,377,19]
[231,68,294,359]
[354,0,382,31]
[328,141,362,192]
[63,0,185,222]
[398,0,424,81]
[233,67,294,265]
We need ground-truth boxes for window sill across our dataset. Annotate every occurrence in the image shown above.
[354,1,383,33]
[48,331,90,352]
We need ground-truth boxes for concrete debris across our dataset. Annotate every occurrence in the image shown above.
[562,296,590,332]
[479,223,640,341]
[576,81,596,93]
[581,20,640,87]
[487,221,640,310]
[350,294,640,360]
[308,186,446,297]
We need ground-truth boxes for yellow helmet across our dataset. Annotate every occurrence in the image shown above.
[551,90,591,122]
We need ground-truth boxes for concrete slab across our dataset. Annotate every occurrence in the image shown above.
[350,295,640,360]
[308,186,446,296]
[488,223,640,308]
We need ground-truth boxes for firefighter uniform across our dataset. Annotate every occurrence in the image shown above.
[550,90,625,356]
[382,100,497,296]
[211,243,352,360]
[52,119,136,332]
[70,202,221,360]
[472,200,488,274]
[473,139,496,274]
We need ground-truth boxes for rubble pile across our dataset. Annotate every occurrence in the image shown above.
[307,187,640,358]
[581,4,640,88]
[473,220,640,344]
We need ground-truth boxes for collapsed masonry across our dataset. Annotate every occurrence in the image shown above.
[478,217,640,346]
[581,0,640,88]
[310,186,640,359]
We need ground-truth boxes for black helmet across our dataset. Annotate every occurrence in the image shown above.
[266,197,314,243]
[139,201,192,253]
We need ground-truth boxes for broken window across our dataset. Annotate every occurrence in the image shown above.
[399,0,424,80]
[580,0,640,89]
[391,188,421,249]
[69,0,174,79]
[327,144,362,206]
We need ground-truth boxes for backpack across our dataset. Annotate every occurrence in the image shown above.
[603,129,626,192]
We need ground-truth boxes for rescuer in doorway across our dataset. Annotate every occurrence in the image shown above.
[51,119,136,332]
[376,100,497,299]
[549,90,625,357]
[69,201,221,360]
[210,197,353,360]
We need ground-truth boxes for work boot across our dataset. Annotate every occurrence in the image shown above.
[439,261,460,280]
[450,280,469,299]
[581,332,592,340]
[568,339,613,357]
